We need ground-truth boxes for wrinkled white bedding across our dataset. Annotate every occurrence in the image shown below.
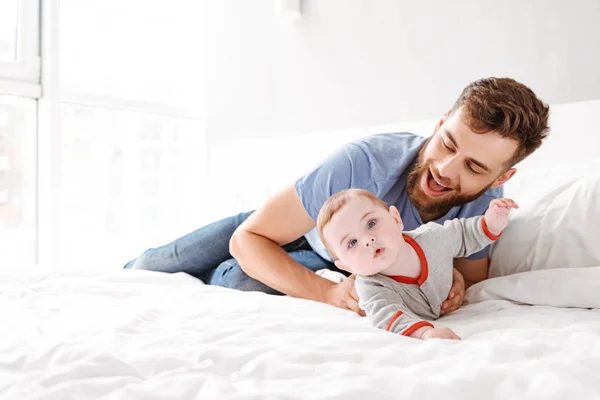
[2,268,599,400]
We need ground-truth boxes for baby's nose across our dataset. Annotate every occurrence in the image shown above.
[364,237,376,247]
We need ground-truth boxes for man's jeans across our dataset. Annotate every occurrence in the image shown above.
[124,211,342,295]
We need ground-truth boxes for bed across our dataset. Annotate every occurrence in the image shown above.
[2,100,600,399]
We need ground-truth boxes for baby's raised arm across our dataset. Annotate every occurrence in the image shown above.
[442,197,519,259]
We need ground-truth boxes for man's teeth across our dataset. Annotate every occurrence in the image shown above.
[432,174,450,189]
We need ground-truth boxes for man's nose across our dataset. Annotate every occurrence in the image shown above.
[437,156,459,181]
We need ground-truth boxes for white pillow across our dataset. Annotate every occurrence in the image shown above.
[489,159,600,278]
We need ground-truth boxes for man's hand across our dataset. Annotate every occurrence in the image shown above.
[440,267,465,315]
[323,274,366,316]
[421,327,461,340]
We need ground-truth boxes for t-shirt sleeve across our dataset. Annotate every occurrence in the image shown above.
[294,143,375,220]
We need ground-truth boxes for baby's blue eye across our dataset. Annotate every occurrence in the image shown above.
[348,239,357,248]
[367,219,377,229]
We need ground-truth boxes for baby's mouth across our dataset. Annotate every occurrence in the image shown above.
[374,247,385,258]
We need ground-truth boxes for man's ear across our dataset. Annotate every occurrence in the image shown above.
[389,205,404,230]
[491,168,516,188]
[334,260,352,273]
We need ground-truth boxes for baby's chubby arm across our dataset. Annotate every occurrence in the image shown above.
[442,198,519,258]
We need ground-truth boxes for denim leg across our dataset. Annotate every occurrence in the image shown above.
[123,211,254,278]
[206,249,339,295]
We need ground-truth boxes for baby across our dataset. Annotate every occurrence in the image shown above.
[317,188,517,340]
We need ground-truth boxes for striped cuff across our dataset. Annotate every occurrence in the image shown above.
[481,217,502,241]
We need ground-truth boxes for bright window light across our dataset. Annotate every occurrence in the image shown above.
[0,0,18,62]
[0,96,37,268]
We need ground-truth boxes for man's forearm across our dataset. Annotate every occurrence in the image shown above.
[453,256,490,287]
[230,229,335,302]
[464,279,478,290]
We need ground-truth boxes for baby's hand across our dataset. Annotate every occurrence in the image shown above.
[421,327,461,340]
[484,198,519,236]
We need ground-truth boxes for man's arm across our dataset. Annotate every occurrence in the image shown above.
[440,257,489,315]
[229,184,363,314]
[454,256,489,288]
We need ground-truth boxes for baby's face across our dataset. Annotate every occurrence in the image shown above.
[323,197,404,276]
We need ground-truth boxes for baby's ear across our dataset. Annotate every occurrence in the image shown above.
[334,260,352,273]
[389,205,403,228]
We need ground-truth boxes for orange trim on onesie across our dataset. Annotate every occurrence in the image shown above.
[386,311,403,331]
[402,321,434,337]
[389,234,429,286]
[481,217,502,240]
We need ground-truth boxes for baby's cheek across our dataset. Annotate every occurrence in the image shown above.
[352,257,372,275]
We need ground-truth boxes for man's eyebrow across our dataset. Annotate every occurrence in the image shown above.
[445,131,492,172]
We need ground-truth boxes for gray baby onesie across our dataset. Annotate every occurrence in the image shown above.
[354,215,500,336]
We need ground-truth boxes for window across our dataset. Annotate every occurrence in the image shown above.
[0,1,206,269]
[60,0,204,112]
[57,105,205,267]
[0,96,37,267]
[0,0,39,268]
[0,0,19,62]
[55,1,206,268]
[0,0,40,96]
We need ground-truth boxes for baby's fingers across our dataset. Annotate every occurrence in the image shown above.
[495,198,519,209]
[506,199,519,209]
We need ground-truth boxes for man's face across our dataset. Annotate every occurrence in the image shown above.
[407,108,518,218]
[323,197,404,276]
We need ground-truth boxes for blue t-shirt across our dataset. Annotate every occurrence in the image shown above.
[294,132,503,262]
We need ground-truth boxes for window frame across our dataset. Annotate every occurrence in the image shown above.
[0,0,210,269]
[0,0,41,98]
[35,0,206,268]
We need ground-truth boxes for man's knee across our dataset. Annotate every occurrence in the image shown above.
[209,259,280,295]
[123,249,157,271]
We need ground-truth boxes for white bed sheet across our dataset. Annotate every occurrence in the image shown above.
[2,268,599,400]
[4,99,600,399]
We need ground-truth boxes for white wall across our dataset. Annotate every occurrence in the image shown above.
[205,98,600,221]
[205,0,600,144]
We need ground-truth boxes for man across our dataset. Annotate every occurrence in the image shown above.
[125,77,550,316]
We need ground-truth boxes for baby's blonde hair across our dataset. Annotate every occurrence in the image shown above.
[317,189,388,259]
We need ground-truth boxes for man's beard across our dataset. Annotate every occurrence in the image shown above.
[406,147,493,219]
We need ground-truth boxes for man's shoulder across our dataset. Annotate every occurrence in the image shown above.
[349,132,427,156]
[344,132,427,182]
[483,185,503,198]
[315,132,426,174]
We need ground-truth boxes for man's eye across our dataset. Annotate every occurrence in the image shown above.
[367,220,377,229]
[348,239,357,248]
[442,139,454,152]
[467,163,481,174]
